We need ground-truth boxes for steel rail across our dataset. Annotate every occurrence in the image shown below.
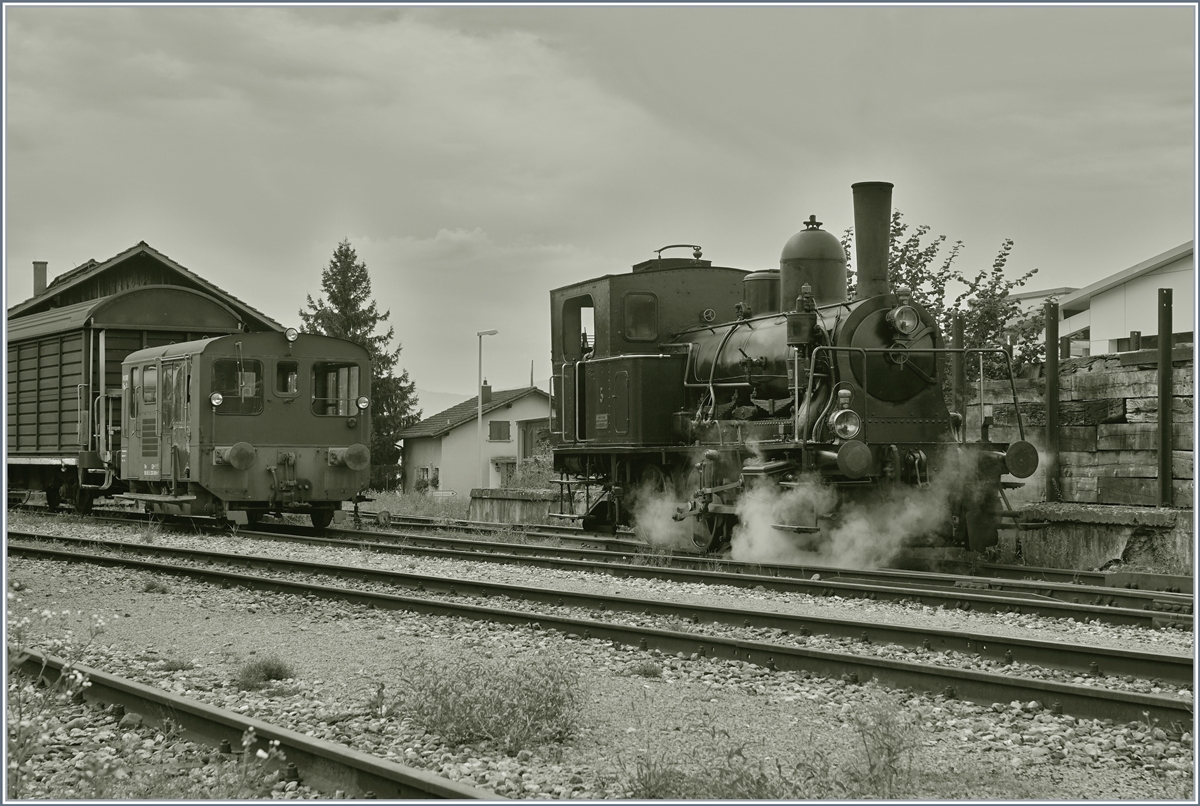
[305,523,1193,615]
[8,647,496,800]
[233,527,1191,629]
[8,540,1193,723]
[10,533,1190,682]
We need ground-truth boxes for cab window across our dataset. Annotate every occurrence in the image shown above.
[312,364,362,414]
[312,361,361,416]
[142,365,157,404]
[276,360,299,395]
[211,359,264,415]
[623,292,658,341]
[129,367,140,419]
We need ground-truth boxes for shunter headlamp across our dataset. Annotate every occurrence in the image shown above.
[285,327,300,342]
[828,409,862,440]
[888,305,920,336]
[209,392,224,407]
[356,396,370,410]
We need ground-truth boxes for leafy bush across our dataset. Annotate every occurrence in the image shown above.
[383,647,584,753]
[234,656,295,690]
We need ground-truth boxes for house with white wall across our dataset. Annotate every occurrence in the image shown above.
[1059,241,1194,355]
[397,384,550,497]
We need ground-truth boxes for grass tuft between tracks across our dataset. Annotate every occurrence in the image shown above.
[234,655,296,690]
[375,646,584,754]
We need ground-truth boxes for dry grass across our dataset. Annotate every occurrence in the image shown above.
[234,656,296,690]
[378,646,584,754]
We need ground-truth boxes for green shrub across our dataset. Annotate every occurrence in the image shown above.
[384,648,584,753]
[234,656,295,690]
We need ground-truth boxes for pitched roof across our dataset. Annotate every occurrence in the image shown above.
[398,387,549,440]
[7,240,282,331]
[1060,241,1193,316]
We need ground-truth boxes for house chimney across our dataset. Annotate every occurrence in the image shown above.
[481,379,492,405]
[33,261,48,297]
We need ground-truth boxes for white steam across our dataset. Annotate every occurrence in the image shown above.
[731,447,988,567]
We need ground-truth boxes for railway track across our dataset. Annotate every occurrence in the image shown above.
[9,533,1192,726]
[9,647,495,799]
[241,524,1192,629]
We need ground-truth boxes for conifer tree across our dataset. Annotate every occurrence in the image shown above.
[300,239,419,487]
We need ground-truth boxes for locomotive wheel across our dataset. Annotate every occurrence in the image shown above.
[74,488,95,516]
[310,509,335,530]
[964,487,1001,552]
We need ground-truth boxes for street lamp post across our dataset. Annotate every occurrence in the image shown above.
[477,329,498,489]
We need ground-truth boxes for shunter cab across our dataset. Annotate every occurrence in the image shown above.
[119,329,372,527]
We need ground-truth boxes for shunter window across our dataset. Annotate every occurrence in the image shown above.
[211,358,264,415]
[276,360,299,395]
[312,361,361,416]
[129,367,140,419]
[143,366,157,404]
[623,292,658,341]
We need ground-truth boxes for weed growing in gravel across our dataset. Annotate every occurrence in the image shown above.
[234,656,296,690]
[382,647,584,753]
[161,658,196,672]
[6,602,107,798]
[368,489,471,521]
[68,725,288,799]
[614,687,933,799]
[142,579,171,594]
[626,659,663,678]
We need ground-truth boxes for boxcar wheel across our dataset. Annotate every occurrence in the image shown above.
[310,509,335,530]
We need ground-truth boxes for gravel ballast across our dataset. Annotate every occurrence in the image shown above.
[5,511,1196,799]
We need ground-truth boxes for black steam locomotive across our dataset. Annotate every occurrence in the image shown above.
[548,182,1038,554]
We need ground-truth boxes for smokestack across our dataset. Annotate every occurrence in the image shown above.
[851,181,894,300]
[33,261,48,297]
[481,379,492,405]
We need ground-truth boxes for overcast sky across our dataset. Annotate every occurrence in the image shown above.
[4,4,1195,407]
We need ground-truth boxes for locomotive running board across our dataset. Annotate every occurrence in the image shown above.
[772,523,821,534]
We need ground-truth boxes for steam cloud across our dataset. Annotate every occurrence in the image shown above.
[731,447,988,567]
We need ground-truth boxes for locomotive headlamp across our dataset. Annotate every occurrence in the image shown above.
[209,392,224,407]
[888,305,920,336]
[829,408,863,440]
[285,328,299,342]
[355,395,370,410]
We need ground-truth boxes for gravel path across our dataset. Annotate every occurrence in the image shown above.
[5,511,1196,799]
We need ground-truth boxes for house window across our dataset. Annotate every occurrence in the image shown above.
[623,292,658,341]
[489,420,511,441]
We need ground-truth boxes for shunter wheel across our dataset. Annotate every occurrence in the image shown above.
[45,485,61,511]
[310,509,335,530]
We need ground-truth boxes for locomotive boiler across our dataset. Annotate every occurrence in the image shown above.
[548,181,1038,553]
